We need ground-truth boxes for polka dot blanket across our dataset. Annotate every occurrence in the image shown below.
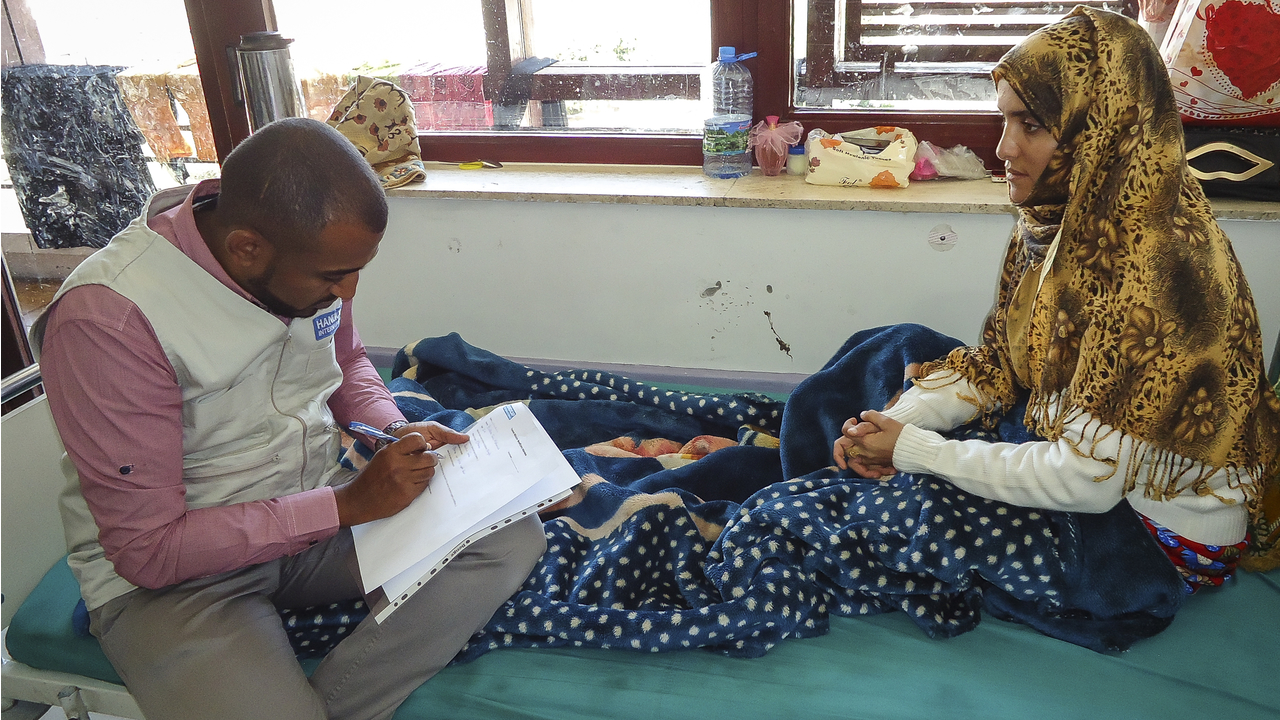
[301,326,1190,661]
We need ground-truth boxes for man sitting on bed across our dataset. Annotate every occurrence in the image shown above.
[30,117,547,720]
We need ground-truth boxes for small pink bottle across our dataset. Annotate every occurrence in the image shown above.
[750,115,803,177]
[755,116,787,176]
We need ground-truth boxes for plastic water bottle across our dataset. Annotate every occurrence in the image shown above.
[710,46,754,117]
[702,46,756,179]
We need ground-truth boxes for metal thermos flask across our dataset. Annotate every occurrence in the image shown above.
[236,31,306,132]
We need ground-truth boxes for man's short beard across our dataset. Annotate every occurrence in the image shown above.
[241,264,313,318]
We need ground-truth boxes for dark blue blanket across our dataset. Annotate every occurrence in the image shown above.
[386,332,785,445]
[378,327,1183,659]
[208,326,1183,659]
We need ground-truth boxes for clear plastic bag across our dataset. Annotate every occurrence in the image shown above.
[909,141,989,181]
[749,116,803,176]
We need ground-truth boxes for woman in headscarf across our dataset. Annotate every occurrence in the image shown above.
[834,7,1279,594]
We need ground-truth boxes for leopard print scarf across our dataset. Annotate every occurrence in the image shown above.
[921,8,1280,567]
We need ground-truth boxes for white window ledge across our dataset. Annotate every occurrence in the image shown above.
[387,163,1279,221]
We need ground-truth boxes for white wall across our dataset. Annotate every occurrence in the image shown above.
[354,197,1279,377]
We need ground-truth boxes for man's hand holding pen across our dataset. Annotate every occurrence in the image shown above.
[335,421,470,526]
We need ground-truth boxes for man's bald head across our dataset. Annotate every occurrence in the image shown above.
[217,118,388,252]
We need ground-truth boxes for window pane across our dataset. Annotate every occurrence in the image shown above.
[2,1,209,329]
[277,1,488,72]
[28,0,194,66]
[523,0,708,132]
[794,0,1128,112]
[274,0,486,123]
[528,0,708,65]
[274,1,491,129]
[274,0,709,134]
[15,0,215,183]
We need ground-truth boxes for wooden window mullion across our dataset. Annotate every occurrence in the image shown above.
[2,0,46,66]
[184,0,274,162]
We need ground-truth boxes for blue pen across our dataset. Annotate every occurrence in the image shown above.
[348,421,401,444]
[348,421,441,456]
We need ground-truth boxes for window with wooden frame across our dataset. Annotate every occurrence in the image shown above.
[271,1,709,136]
[186,0,1138,169]
[787,0,1137,168]
[796,0,1133,111]
[187,0,722,165]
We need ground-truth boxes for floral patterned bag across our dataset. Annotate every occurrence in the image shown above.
[326,76,427,188]
[803,127,918,189]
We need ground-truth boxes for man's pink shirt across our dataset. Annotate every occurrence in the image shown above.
[39,180,403,590]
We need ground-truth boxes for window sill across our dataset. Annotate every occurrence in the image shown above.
[387,163,1279,221]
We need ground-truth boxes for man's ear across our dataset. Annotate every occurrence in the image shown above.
[223,228,274,273]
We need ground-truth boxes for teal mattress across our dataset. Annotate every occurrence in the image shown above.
[10,557,1280,719]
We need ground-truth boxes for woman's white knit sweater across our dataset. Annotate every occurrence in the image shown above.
[883,371,1247,546]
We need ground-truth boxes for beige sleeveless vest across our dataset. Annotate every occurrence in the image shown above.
[31,188,349,609]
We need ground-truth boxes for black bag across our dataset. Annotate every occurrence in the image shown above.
[1183,127,1280,203]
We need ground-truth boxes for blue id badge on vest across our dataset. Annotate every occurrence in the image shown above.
[312,301,342,342]
[290,299,342,353]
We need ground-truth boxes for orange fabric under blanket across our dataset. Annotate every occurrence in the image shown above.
[678,435,738,457]
[585,435,736,460]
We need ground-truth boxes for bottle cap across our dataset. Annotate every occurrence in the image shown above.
[789,144,805,155]
[717,47,757,62]
[766,115,779,127]
[239,31,294,51]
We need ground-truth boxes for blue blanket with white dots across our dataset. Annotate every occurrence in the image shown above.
[273,326,1185,661]
[394,327,1185,660]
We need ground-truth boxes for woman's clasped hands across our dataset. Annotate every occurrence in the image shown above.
[833,410,904,479]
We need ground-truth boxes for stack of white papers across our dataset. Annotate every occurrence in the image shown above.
[351,402,579,622]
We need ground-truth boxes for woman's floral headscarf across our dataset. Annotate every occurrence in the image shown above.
[921,7,1280,568]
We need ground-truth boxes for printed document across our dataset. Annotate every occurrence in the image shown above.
[351,402,579,621]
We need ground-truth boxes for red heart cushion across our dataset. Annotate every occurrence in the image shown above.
[1204,0,1280,100]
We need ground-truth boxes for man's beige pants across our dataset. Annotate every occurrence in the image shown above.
[90,515,546,720]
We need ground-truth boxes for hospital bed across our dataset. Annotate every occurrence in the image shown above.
[4,366,1279,720]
